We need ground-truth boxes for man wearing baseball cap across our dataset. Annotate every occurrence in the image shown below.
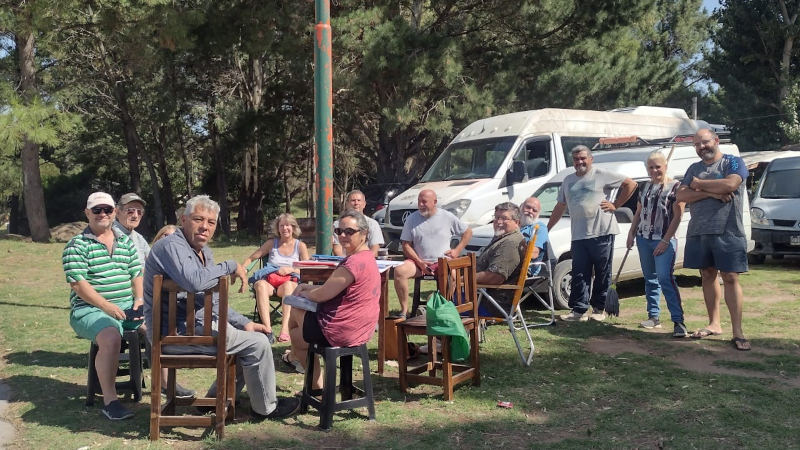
[62,192,144,420]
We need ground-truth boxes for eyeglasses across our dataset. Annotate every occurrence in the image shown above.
[493,215,514,222]
[125,207,144,216]
[90,206,114,215]
[334,227,360,236]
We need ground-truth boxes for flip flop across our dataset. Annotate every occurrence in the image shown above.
[281,351,305,374]
[277,332,291,343]
[731,337,751,351]
[691,328,722,339]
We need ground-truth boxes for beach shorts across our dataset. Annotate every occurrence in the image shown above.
[70,299,141,342]
[266,272,299,288]
[684,232,748,273]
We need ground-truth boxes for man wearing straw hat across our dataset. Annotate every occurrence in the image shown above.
[547,146,636,322]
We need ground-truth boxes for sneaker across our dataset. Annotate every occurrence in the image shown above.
[101,400,134,421]
[559,311,588,322]
[673,322,689,338]
[161,383,196,399]
[251,396,301,421]
[639,317,662,329]
[588,308,607,322]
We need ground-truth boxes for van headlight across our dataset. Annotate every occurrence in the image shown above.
[751,207,769,226]
[442,199,471,218]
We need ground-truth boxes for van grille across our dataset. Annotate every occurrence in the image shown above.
[389,209,416,227]
[773,219,797,228]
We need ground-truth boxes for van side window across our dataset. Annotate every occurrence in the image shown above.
[560,136,602,166]
[514,139,551,179]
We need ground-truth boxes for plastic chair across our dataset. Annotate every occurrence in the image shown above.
[149,275,236,441]
[397,253,480,401]
[86,328,145,406]
[299,342,376,430]
[476,226,542,366]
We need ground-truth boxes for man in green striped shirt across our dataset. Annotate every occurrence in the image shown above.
[62,192,143,421]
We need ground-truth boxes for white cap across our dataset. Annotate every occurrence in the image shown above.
[86,192,115,209]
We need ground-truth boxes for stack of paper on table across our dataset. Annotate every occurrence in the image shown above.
[283,294,318,312]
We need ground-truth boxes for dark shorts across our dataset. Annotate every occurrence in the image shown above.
[302,310,331,347]
[684,233,748,273]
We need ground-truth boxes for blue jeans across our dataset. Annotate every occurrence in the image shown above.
[636,236,684,323]
[569,235,614,314]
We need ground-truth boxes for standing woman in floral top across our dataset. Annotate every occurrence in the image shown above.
[627,151,688,337]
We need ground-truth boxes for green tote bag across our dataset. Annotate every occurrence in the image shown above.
[425,290,470,362]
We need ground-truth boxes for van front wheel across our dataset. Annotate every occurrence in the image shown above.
[552,260,573,310]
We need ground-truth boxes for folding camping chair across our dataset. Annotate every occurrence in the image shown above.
[246,257,283,324]
[512,240,556,329]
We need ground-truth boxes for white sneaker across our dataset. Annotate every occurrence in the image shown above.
[559,311,588,322]
[589,308,607,322]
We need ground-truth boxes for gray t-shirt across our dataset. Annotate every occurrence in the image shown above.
[557,167,626,240]
[113,220,150,265]
[682,154,748,237]
[399,209,469,261]
[333,216,384,250]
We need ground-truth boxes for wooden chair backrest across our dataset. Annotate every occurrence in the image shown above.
[151,275,229,360]
[436,252,478,319]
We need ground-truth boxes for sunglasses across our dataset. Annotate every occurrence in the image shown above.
[334,227,360,236]
[125,207,144,215]
[90,206,114,215]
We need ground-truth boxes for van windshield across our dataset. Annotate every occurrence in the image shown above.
[761,169,800,198]
[531,183,565,218]
[420,137,516,182]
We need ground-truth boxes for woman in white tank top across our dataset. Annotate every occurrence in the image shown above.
[243,213,309,342]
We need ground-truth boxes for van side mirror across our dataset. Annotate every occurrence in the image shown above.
[508,160,526,184]
[614,207,634,224]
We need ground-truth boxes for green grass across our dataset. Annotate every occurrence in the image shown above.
[1,240,799,448]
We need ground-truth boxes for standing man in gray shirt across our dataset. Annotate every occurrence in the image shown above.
[393,189,472,318]
[548,145,637,322]
[144,195,300,420]
[676,129,750,350]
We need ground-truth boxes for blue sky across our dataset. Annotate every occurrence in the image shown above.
[702,0,721,13]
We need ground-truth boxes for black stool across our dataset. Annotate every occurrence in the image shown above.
[299,343,376,430]
[86,328,145,406]
[410,274,437,317]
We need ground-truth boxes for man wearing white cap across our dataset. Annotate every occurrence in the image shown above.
[62,192,144,420]
[113,192,196,399]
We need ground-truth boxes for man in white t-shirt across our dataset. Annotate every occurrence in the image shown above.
[333,190,384,257]
[548,145,636,322]
[393,189,472,317]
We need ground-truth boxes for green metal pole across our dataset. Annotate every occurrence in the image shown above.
[314,0,333,255]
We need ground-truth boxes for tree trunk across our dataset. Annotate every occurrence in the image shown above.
[140,147,164,231]
[16,31,50,242]
[112,83,143,193]
[237,53,265,235]
[210,108,231,236]
[175,114,193,199]
[154,126,177,224]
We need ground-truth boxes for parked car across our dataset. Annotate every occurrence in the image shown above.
[748,155,800,264]
[463,142,754,309]
[360,182,414,217]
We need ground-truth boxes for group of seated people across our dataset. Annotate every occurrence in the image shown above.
[64,187,544,423]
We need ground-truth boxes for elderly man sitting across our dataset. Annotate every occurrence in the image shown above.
[476,202,527,316]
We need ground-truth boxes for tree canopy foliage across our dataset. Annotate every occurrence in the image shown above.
[1,0,720,239]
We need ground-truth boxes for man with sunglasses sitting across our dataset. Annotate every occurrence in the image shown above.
[62,192,144,420]
[112,192,196,399]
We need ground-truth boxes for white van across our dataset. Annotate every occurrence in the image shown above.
[748,156,800,263]
[463,142,753,309]
[381,106,710,249]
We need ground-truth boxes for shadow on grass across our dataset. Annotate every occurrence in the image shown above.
[5,350,86,369]
[0,300,70,310]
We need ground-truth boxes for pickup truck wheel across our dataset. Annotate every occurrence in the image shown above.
[552,260,572,310]
[747,253,766,265]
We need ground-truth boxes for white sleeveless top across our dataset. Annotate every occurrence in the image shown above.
[268,238,300,267]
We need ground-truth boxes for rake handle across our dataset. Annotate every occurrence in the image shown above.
[614,247,632,285]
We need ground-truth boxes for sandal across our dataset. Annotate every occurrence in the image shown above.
[281,351,305,374]
[731,337,751,351]
[691,328,722,339]
[277,332,291,343]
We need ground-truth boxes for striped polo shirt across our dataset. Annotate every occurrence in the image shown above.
[62,226,142,309]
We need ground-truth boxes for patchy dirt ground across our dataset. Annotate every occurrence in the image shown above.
[585,335,800,388]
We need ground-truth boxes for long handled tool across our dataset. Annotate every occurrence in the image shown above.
[605,247,632,317]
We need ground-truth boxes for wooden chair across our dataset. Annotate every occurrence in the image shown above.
[150,275,236,441]
[476,225,541,366]
[397,253,480,401]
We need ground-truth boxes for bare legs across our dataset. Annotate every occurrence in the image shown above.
[95,327,122,405]
[393,261,421,317]
[287,308,322,389]
[699,267,746,339]
[276,281,296,338]
[254,280,276,332]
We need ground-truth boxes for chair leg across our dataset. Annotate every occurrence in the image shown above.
[149,353,162,441]
[86,342,99,406]
[320,349,337,430]
[215,360,225,440]
[300,345,316,413]
[340,354,353,401]
[398,328,409,393]
[440,336,453,401]
[165,368,176,415]
[126,330,143,402]
[427,335,437,378]
[411,277,422,317]
[358,345,376,421]
[227,357,236,420]
[470,327,481,387]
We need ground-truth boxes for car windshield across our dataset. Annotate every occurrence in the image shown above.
[420,137,516,182]
[761,169,800,198]
[532,182,564,218]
